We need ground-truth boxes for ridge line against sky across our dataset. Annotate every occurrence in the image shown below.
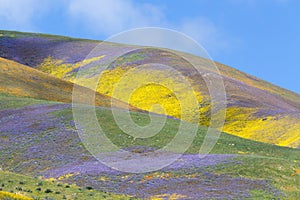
[0,0,299,94]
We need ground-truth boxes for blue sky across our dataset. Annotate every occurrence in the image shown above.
[0,0,299,93]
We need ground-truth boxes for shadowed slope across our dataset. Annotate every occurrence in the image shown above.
[0,30,98,67]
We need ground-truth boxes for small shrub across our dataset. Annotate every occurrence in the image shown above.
[36,187,41,191]
[65,185,70,188]
[15,186,22,191]
[44,188,53,193]
[55,191,61,194]
[19,181,25,185]
[86,186,93,190]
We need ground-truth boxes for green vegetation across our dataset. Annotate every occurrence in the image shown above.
[0,29,299,198]
[54,106,300,198]
[0,170,137,200]
[0,93,299,199]
[53,107,300,160]
[35,52,300,148]
[0,92,57,111]
[209,157,300,199]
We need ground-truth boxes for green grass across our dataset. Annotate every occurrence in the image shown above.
[0,93,57,111]
[53,107,300,159]
[0,170,137,200]
[53,106,300,198]
[1,94,299,199]
[249,189,281,199]
[109,52,145,69]
[208,157,300,199]
[1,29,299,199]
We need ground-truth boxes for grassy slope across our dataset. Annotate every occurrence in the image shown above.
[0,170,136,200]
[35,48,300,148]
[0,92,57,111]
[0,94,139,199]
[0,30,299,198]
[0,94,299,199]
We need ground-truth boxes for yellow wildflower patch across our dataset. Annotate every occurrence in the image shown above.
[38,55,106,80]
[0,191,33,200]
[58,172,80,180]
[99,176,109,181]
[151,193,187,200]
[36,56,300,148]
[223,107,300,147]
[98,66,205,123]
[45,177,56,182]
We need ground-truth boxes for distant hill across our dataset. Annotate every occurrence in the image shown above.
[0,30,299,148]
[0,30,98,67]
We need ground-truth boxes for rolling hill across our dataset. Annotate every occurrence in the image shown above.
[0,93,299,199]
[0,30,299,199]
[0,30,299,148]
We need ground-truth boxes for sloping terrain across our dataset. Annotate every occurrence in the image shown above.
[0,170,134,200]
[0,30,299,199]
[0,30,299,148]
[0,30,98,67]
[0,57,139,111]
[0,94,299,199]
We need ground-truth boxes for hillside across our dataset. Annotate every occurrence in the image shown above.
[0,57,139,111]
[0,170,134,200]
[0,30,300,199]
[0,30,299,148]
[0,94,299,199]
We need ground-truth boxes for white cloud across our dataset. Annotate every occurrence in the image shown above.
[0,0,233,54]
[66,0,232,53]
[0,0,50,30]
[67,0,166,35]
